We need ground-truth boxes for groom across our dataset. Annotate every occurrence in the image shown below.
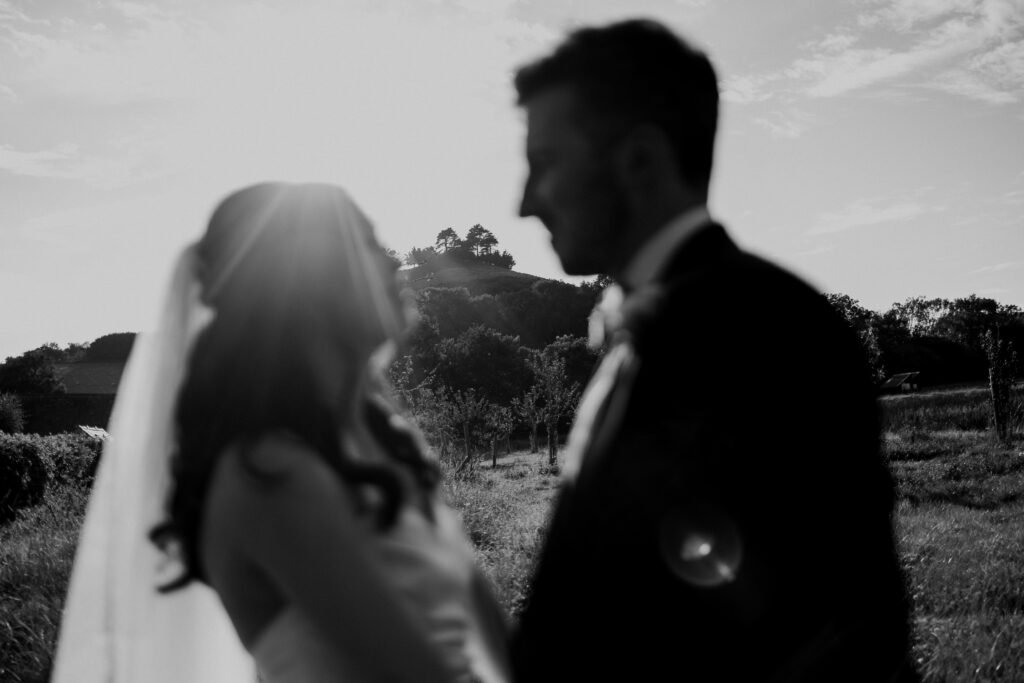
[511,19,919,682]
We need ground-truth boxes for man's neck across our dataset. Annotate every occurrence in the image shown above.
[610,196,704,282]
[615,204,711,291]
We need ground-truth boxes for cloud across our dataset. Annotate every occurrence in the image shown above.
[1,17,206,105]
[1002,186,1024,204]
[721,74,778,104]
[860,0,976,33]
[752,109,813,138]
[817,32,859,52]
[929,67,1017,103]
[808,198,939,235]
[0,142,156,188]
[727,0,1024,105]
[0,0,49,25]
[972,260,1024,273]
[796,15,984,97]
[0,143,80,175]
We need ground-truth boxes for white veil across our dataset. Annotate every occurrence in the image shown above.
[50,245,255,682]
[51,183,406,683]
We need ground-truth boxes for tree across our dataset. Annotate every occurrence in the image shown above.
[465,224,498,256]
[383,247,402,270]
[887,296,951,338]
[825,294,885,383]
[0,393,25,433]
[410,387,460,464]
[416,287,479,339]
[84,333,137,362]
[525,351,581,466]
[481,249,516,270]
[0,347,66,395]
[435,228,462,253]
[499,281,596,348]
[446,389,491,472]
[401,315,443,388]
[934,296,1015,353]
[16,341,85,364]
[405,246,438,267]
[541,335,600,391]
[434,325,530,406]
[825,293,876,333]
[512,386,545,454]
[483,405,515,466]
[983,330,1019,443]
[579,273,615,296]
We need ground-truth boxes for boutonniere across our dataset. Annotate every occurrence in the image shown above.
[588,283,667,350]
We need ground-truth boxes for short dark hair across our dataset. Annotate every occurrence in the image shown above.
[514,18,719,192]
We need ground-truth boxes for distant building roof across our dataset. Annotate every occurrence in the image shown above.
[55,362,125,395]
[880,371,920,390]
[79,425,109,440]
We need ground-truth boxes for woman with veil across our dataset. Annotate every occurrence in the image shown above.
[51,182,511,682]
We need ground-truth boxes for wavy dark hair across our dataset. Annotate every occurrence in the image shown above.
[149,183,439,591]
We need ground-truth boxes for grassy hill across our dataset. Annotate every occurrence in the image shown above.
[400,256,546,297]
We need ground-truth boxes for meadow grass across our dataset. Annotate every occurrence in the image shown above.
[882,387,1024,681]
[439,454,558,617]
[0,486,87,683]
[2,387,1023,682]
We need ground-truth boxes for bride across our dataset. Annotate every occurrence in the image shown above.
[51,182,510,682]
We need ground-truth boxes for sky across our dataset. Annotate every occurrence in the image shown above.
[2,0,1023,361]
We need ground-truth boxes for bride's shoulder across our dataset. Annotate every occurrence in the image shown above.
[209,432,347,510]
[235,431,319,477]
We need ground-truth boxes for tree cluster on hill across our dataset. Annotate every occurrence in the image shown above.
[825,294,1024,386]
[6,254,1020,457]
[405,226,516,271]
[0,334,138,433]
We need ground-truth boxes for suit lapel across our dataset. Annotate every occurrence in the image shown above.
[658,223,737,287]
[570,223,738,484]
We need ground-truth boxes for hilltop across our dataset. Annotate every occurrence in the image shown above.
[400,255,545,297]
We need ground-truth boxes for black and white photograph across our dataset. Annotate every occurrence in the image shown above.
[1,1,1022,681]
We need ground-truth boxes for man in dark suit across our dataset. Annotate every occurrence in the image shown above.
[511,19,919,682]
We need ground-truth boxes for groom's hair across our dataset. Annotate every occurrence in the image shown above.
[514,18,719,193]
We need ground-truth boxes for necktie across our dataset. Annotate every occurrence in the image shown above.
[561,340,637,482]
[568,283,665,481]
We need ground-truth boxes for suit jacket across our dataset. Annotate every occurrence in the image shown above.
[511,225,919,682]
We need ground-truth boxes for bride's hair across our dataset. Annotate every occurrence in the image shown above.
[150,183,438,591]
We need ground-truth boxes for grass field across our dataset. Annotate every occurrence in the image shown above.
[1,385,1022,682]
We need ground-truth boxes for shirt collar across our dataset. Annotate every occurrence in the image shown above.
[619,205,711,291]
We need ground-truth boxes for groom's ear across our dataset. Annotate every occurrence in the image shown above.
[612,124,678,196]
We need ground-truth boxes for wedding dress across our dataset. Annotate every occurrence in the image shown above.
[251,503,508,683]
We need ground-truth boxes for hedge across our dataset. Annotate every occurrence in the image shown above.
[0,434,48,524]
[0,432,102,524]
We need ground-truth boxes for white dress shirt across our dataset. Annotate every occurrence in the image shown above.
[564,205,713,481]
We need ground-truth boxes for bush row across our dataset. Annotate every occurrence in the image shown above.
[0,432,102,524]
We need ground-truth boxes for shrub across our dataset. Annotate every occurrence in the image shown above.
[0,434,48,524]
[0,392,25,433]
[39,433,103,489]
